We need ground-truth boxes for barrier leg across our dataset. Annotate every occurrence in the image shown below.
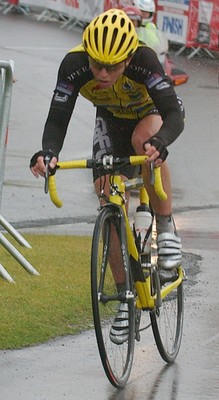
[0,232,40,276]
[0,264,15,283]
[60,17,76,29]
[203,48,214,59]
[175,45,187,57]
[36,9,55,22]
[2,1,29,15]
[0,215,31,248]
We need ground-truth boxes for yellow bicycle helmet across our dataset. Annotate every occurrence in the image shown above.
[83,8,139,64]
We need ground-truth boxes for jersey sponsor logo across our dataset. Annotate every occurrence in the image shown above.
[128,91,144,101]
[177,95,184,114]
[155,81,170,90]
[93,117,113,160]
[56,81,74,95]
[144,72,163,89]
[122,81,133,91]
[129,65,149,76]
[122,82,145,101]
[68,65,90,81]
[107,102,153,118]
[54,92,69,103]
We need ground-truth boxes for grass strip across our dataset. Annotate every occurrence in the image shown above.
[0,234,93,350]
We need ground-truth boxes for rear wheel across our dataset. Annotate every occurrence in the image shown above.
[91,206,135,388]
[150,268,184,362]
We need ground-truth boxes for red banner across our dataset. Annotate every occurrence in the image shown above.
[104,0,132,11]
[186,0,219,51]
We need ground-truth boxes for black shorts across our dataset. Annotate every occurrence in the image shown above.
[92,107,158,181]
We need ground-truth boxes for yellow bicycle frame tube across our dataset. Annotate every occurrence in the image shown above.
[109,175,156,309]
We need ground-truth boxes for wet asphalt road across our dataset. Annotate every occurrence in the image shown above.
[0,10,219,400]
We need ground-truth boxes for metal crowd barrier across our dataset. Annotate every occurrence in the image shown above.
[0,60,39,282]
[0,0,29,15]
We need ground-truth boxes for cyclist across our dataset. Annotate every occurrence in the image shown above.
[30,9,184,344]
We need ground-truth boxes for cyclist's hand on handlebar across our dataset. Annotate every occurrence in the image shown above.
[143,137,168,167]
[30,150,58,178]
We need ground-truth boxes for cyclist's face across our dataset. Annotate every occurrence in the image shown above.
[141,11,152,21]
[89,57,128,88]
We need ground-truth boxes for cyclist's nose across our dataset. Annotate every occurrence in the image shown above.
[98,68,109,78]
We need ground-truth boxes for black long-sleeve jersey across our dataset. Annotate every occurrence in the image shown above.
[42,43,184,155]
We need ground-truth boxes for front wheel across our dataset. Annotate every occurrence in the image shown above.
[150,268,184,362]
[91,206,135,388]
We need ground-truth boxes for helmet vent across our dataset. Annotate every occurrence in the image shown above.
[102,26,109,53]
[126,37,135,57]
[102,15,108,24]
[93,16,99,26]
[115,32,126,54]
[120,17,125,28]
[94,27,99,52]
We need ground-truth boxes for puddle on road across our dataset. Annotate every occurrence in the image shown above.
[182,251,202,290]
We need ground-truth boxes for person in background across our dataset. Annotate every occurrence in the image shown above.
[123,4,143,28]
[132,0,169,67]
[134,0,156,24]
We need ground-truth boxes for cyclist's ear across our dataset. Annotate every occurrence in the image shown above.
[125,55,134,67]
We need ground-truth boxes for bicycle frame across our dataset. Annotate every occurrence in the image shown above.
[47,156,184,313]
[107,174,184,311]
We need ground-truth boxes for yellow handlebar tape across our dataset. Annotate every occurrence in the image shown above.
[154,168,167,201]
[57,160,87,169]
[129,155,167,201]
[48,175,63,208]
[48,160,88,208]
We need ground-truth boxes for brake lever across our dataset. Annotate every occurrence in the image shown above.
[44,155,50,194]
[150,161,155,186]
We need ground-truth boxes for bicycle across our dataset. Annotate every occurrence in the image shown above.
[45,155,185,388]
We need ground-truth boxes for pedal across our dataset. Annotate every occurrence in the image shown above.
[159,269,178,285]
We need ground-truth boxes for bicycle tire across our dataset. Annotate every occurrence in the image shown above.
[91,206,135,388]
[150,269,184,363]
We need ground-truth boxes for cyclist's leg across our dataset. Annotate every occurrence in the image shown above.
[131,112,182,269]
[94,174,130,287]
[131,113,172,214]
[92,106,137,273]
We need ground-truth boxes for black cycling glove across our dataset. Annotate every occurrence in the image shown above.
[143,137,169,162]
[29,150,58,174]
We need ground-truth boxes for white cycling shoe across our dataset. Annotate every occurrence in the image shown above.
[110,302,129,345]
[157,232,182,270]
